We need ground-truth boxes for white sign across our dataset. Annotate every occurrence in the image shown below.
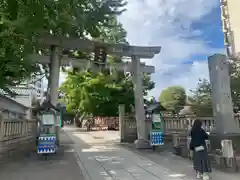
[42,114,55,125]
[153,114,161,123]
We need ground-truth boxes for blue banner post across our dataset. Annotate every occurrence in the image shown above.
[150,113,164,151]
[37,133,57,157]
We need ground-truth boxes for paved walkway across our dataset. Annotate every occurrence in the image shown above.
[0,130,84,180]
[64,126,240,180]
[0,126,239,180]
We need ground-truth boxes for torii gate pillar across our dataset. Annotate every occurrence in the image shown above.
[132,56,149,148]
[49,46,60,106]
[49,46,61,145]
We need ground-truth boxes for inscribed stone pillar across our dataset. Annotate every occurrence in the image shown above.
[208,54,238,134]
[208,54,240,151]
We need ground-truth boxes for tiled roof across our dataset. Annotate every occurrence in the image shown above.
[0,86,36,96]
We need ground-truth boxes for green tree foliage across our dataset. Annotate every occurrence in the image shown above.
[230,61,240,106]
[159,86,186,112]
[188,78,213,116]
[0,0,126,94]
[144,96,157,106]
[60,70,154,117]
[60,71,134,116]
[187,61,240,115]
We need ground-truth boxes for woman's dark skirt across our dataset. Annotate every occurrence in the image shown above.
[193,148,212,174]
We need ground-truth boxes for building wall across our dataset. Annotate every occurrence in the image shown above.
[9,91,36,119]
[0,95,28,118]
[0,87,38,119]
[12,96,32,108]
[228,0,240,55]
[19,76,44,101]
[221,0,240,57]
[30,77,44,99]
[0,76,44,119]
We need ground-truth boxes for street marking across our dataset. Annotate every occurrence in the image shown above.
[64,149,75,153]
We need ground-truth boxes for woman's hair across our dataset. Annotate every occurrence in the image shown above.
[191,119,202,132]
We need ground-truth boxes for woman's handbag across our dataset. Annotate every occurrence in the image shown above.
[194,145,204,152]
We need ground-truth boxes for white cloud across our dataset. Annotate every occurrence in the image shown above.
[150,61,210,97]
[54,0,222,99]
[118,0,222,98]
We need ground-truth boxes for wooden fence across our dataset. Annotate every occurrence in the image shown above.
[86,116,119,130]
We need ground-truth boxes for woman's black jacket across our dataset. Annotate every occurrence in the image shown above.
[189,128,209,150]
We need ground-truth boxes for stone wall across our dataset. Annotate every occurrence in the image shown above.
[121,115,216,143]
[121,114,240,172]
[165,115,240,172]
[0,114,37,164]
[172,133,240,172]
[122,115,137,143]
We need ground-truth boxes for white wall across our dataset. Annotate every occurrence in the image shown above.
[12,96,32,108]
[227,0,240,55]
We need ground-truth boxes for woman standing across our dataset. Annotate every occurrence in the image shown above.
[190,119,212,180]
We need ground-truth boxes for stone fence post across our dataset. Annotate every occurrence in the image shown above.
[221,139,237,170]
[119,104,125,142]
[0,115,4,142]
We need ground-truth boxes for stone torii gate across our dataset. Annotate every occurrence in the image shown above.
[33,35,161,147]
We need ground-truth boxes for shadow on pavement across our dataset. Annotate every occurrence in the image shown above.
[0,131,84,180]
[119,143,240,180]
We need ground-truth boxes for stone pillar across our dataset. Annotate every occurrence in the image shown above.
[49,46,60,145]
[221,140,237,172]
[0,115,4,142]
[131,56,149,148]
[119,104,125,142]
[208,54,238,133]
[208,54,240,150]
[222,140,234,158]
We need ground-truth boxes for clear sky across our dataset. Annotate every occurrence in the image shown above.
[56,0,225,99]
